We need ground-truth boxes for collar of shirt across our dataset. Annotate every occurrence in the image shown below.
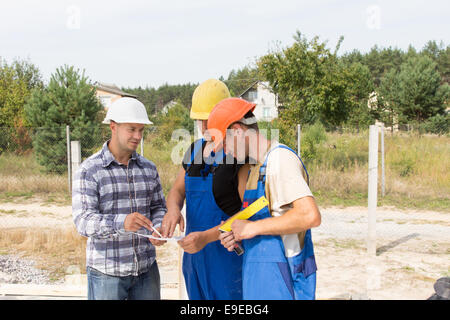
[100,140,143,168]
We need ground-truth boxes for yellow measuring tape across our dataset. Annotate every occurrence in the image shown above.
[219,196,269,232]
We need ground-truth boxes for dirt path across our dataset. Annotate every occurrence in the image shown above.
[0,202,73,228]
[313,206,449,299]
[0,201,448,299]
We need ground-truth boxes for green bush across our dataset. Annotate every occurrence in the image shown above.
[301,122,327,162]
[393,158,415,177]
[391,152,416,177]
[151,102,193,142]
[421,113,450,135]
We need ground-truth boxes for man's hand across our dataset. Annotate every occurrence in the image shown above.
[149,226,166,246]
[219,231,237,252]
[230,220,258,241]
[177,231,207,254]
[124,212,153,232]
[161,208,185,238]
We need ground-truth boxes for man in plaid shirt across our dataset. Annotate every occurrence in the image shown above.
[72,98,167,300]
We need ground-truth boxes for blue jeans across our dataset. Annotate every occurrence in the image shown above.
[87,262,160,300]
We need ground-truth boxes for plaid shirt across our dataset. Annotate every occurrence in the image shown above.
[72,141,167,277]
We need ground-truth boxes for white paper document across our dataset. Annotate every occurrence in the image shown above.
[129,231,183,241]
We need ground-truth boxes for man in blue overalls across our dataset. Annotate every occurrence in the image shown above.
[161,80,249,300]
[208,98,321,300]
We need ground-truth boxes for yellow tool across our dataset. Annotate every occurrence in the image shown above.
[219,196,269,232]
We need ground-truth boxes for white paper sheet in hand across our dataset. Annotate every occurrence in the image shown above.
[129,232,183,241]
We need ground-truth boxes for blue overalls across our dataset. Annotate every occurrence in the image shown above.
[241,145,317,300]
[182,139,243,300]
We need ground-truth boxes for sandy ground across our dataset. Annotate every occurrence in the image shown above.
[0,200,449,300]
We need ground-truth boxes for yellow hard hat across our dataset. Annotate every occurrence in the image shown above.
[190,79,231,120]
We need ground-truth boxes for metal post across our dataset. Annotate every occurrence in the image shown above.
[368,125,378,256]
[71,141,81,185]
[380,124,385,197]
[66,125,72,194]
[297,124,301,156]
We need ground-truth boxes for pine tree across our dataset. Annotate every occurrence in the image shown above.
[24,65,103,173]
[379,56,450,125]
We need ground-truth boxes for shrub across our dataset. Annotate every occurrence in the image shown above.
[301,122,327,162]
[151,102,193,142]
[421,113,450,135]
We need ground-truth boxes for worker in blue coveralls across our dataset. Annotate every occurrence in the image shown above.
[160,80,250,300]
[208,97,321,300]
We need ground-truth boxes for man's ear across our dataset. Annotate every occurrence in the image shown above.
[110,121,117,135]
[230,122,244,135]
[236,123,248,138]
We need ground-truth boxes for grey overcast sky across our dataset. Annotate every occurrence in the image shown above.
[1,0,449,88]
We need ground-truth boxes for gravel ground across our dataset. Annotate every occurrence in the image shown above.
[0,254,63,285]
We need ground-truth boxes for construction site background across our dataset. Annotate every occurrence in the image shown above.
[0,124,448,300]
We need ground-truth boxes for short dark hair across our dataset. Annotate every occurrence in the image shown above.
[236,110,259,131]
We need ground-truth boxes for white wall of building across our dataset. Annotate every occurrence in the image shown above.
[241,81,279,122]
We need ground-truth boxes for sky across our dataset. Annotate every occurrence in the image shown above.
[1,0,449,88]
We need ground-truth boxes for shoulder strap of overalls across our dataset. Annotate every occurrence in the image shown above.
[259,144,310,185]
[202,148,224,176]
[186,138,225,177]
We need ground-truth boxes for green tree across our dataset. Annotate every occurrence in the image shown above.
[0,58,43,153]
[341,45,406,87]
[225,66,259,97]
[436,45,450,84]
[257,31,374,132]
[343,62,376,129]
[379,55,450,124]
[24,65,103,173]
[421,113,449,135]
[123,83,197,116]
[364,46,405,86]
[421,40,450,84]
[377,68,400,131]
[152,101,193,142]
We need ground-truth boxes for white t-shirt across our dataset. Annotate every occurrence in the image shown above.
[246,142,313,257]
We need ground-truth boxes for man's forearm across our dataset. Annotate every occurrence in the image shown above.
[252,197,321,236]
[72,169,123,239]
[204,226,221,244]
[73,208,125,239]
[166,186,185,212]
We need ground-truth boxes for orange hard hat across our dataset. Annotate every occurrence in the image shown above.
[207,97,256,150]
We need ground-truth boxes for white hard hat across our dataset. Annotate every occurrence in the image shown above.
[102,97,152,124]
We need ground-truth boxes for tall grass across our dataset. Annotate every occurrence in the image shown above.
[302,128,450,210]
[0,132,183,198]
[0,152,67,195]
[143,132,183,197]
[0,129,448,210]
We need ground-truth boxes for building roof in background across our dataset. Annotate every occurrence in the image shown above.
[239,80,273,98]
[239,80,259,98]
[94,82,138,98]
